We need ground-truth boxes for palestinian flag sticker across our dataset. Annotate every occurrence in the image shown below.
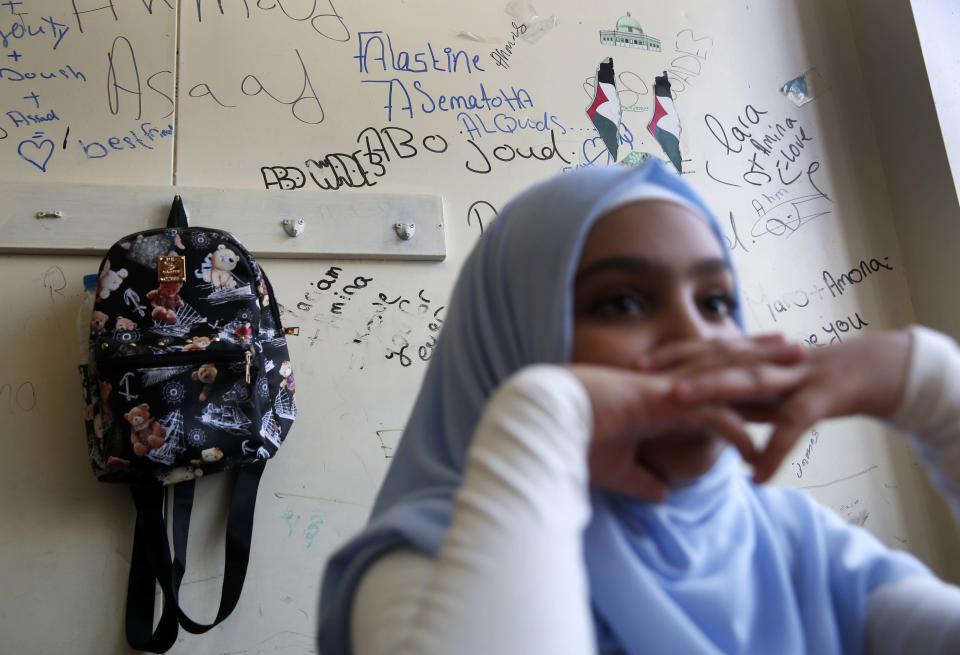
[647,71,683,173]
[586,57,622,162]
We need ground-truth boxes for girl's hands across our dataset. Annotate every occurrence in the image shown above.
[568,365,761,502]
[571,331,913,501]
[569,334,810,500]
[660,330,912,483]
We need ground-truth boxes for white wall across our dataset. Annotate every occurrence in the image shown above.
[846,0,960,579]
[2,2,960,652]
[910,0,960,199]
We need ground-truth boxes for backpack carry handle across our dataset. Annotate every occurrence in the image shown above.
[166,195,188,229]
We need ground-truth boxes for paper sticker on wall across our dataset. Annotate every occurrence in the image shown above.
[621,151,655,167]
[600,12,661,51]
[586,58,622,162]
[505,0,558,43]
[455,31,496,43]
[647,72,683,173]
[781,68,826,107]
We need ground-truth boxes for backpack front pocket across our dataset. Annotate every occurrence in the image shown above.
[94,348,266,483]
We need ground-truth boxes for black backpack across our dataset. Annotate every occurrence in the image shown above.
[78,197,297,652]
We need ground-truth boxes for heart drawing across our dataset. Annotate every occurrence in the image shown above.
[18,137,55,172]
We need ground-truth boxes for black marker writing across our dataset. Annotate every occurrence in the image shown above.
[72,0,117,33]
[465,129,570,174]
[0,381,37,414]
[466,200,497,235]
[106,36,142,120]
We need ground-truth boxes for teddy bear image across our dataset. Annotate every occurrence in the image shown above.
[98,380,114,421]
[197,244,239,290]
[182,336,212,352]
[201,447,224,463]
[162,465,203,485]
[114,316,136,331]
[120,231,185,267]
[146,281,184,325]
[233,322,253,344]
[105,456,131,471]
[93,413,105,446]
[192,363,218,401]
[279,360,296,394]
[124,403,166,457]
[96,260,128,301]
[257,277,270,306]
[90,310,109,337]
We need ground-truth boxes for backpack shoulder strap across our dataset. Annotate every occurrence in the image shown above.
[124,460,266,652]
[178,461,265,634]
[125,485,182,653]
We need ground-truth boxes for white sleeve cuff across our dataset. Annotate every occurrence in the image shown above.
[867,576,960,653]
[888,325,960,519]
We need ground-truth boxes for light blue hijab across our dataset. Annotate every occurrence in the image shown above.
[318,160,929,654]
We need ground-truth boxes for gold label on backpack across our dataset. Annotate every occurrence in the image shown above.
[157,255,186,283]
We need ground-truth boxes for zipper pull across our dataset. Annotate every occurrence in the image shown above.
[244,349,253,384]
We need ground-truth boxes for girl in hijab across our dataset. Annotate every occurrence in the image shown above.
[318,160,960,654]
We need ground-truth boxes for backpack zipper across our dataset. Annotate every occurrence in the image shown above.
[97,348,255,375]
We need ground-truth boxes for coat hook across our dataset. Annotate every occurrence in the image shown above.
[282,217,305,237]
[394,222,415,240]
[35,210,63,219]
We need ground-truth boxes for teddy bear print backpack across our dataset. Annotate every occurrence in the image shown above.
[78,196,297,653]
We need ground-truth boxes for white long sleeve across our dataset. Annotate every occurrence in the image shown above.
[350,327,960,655]
[351,365,597,655]
[888,325,960,520]
[866,576,960,653]
[865,326,960,655]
